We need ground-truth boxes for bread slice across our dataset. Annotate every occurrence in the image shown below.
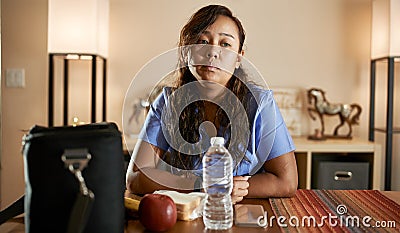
[154,190,205,221]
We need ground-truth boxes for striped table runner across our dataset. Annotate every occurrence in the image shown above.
[269,190,400,232]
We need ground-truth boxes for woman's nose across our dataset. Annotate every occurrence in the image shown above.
[206,46,221,59]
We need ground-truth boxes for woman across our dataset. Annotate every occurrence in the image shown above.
[126,5,298,203]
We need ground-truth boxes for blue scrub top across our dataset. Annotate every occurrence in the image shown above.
[139,84,296,176]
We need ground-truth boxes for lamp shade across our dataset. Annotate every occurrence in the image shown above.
[371,0,400,59]
[48,0,109,58]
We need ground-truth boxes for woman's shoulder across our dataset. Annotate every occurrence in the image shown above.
[149,86,173,111]
[162,86,173,96]
[246,83,273,102]
[154,86,173,99]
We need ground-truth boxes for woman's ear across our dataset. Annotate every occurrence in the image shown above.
[235,50,244,69]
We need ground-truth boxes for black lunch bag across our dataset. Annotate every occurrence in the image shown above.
[21,122,125,233]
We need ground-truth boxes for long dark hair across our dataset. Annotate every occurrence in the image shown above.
[165,5,252,172]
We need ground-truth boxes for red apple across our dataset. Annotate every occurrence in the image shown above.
[138,194,177,231]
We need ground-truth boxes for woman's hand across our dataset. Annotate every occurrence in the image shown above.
[231,176,250,204]
[246,152,298,198]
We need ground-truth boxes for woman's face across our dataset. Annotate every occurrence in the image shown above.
[189,15,243,87]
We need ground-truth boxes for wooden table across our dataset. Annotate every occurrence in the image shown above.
[124,191,400,233]
[1,192,399,233]
[124,197,280,233]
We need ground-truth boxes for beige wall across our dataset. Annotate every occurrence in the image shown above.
[2,0,399,208]
[108,0,373,137]
[1,0,48,208]
[0,0,2,210]
[108,0,390,190]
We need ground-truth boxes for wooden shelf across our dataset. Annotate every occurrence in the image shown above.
[374,127,400,134]
[294,136,378,152]
[293,136,382,190]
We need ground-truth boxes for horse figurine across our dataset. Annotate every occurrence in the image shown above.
[307,88,362,138]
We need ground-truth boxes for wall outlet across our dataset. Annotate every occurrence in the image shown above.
[6,68,25,88]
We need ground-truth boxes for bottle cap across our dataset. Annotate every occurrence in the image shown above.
[210,137,224,145]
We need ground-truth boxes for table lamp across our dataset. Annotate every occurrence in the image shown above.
[47,0,109,126]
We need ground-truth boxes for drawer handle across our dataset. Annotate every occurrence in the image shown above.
[334,171,352,181]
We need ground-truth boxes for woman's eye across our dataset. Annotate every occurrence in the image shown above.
[198,40,208,44]
[221,42,231,47]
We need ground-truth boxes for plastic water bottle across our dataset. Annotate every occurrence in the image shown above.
[202,137,233,230]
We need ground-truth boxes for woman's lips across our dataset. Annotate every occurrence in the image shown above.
[201,65,219,71]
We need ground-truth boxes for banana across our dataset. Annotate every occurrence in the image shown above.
[124,197,140,212]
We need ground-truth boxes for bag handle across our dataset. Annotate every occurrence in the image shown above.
[0,195,24,225]
[62,148,95,233]
[0,149,94,229]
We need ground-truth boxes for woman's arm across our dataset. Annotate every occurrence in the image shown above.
[246,151,298,198]
[128,141,297,197]
[126,140,197,194]
[231,151,297,203]
[232,90,298,199]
